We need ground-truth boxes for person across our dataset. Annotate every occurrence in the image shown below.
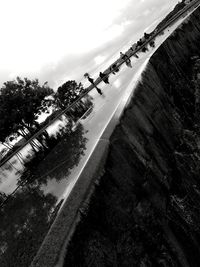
[112,64,120,73]
[144,32,150,40]
[130,44,139,58]
[99,72,109,84]
[110,64,120,74]
[125,60,132,68]
[84,73,103,95]
[95,87,103,95]
[141,46,148,53]
[88,77,103,95]
[120,52,132,68]
[149,40,155,48]
[87,76,94,84]
[109,66,116,75]
[136,39,143,49]
[133,53,139,58]
[120,52,129,61]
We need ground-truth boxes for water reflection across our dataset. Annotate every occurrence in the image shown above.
[17,123,87,187]
[0,120,88,205]
[0,114,88,266]
[0,184,58,267]
[0,88,91,266]
[0,91,91,195]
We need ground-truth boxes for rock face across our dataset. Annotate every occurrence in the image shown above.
[64,8,200,267]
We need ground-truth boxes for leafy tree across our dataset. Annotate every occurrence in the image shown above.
[0,77,54,142]
[55,80,83,108]
[55,80,93,122]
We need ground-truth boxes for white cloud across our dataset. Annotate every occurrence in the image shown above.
[94,55,106,66]
[0,0,131,73]
[0,0,179,87]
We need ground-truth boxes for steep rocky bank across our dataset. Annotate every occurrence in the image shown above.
[64,7,200,267]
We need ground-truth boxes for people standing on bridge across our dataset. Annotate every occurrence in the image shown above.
[129,46,139,58]
[84,73,103,95]
[110,63,119,74]
[144,32,151,40]
[125,60,132,68]
[136,38,143,49]
[149,40,155,48]
[120,52,132,68]
[120,52,129,61]
[129,47,133,52]
[99,72,109,84]
[109,65,116,75]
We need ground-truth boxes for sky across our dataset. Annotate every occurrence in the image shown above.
[0,0,179,89]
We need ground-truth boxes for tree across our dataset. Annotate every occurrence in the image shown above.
[0,77,54,143]
[54,80,93,122]
[55,80,83,108]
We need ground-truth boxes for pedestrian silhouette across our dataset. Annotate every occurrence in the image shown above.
[129,46,139,58]
[120,52,132,68]
[120,52,129,61]
[149,40,155,48]
[109,66,116,75]
[125,60,132,68]
[88,76,94,84]
[99,72,109,84]
[112,64,119,73]
[136,39,143,49]
[84,73,103,95]
[141,46,148,53]
[96,87,103,95]
[144,32,150,40]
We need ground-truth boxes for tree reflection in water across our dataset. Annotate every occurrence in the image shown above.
[0,185,57,267]
[18,123,88,186]
[0,122,88,266]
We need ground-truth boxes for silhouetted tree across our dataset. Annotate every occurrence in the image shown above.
[55,80,83,108]
[0,77,53,142]
[55,80,93,122]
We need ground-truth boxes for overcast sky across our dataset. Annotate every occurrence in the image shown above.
[0,0,179,89]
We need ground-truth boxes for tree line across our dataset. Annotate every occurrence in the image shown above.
[0,77,93,159]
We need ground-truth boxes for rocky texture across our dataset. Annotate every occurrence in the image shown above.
[63,7,200,267]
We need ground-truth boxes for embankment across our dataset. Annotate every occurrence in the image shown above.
[63,7,200,267]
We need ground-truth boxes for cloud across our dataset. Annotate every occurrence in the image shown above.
[94,55,107,66]
[0,0,179,88]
